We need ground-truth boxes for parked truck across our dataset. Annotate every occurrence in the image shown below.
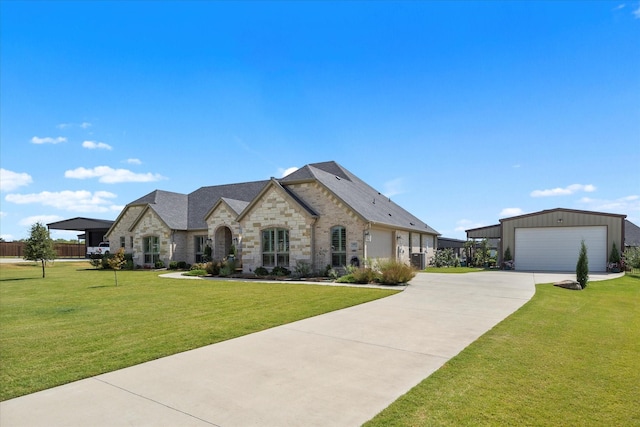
[86,242,111,257]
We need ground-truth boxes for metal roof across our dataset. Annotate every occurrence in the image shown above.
[47,217,114,231]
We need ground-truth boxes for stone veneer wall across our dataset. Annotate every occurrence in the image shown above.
[285,182,367,271]
[239,186,316,273]
[206,203,242,261]
[105,205,144,258]
[130,209,172,267]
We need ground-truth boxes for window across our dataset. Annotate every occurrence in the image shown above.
[143,236,160,264]
[130,236,133,249]
[262,228,289,267]
[195,235,206,263]
[120,236,125,249]
[331,226,347,267]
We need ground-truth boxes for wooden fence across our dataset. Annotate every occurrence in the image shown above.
[0,242,85,258]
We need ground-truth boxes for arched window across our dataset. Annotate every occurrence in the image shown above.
[331,226,346,267]
[262,228,289,267]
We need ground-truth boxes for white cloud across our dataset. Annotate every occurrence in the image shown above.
[278,167,299,178]
[382,178,405,198]
[82,140,112,150]
[530,184,596,197]
[578,194,640,214]
[633,5,640,18]
[499,208,524,217]
[1,233,15,241]
[19,215,64,227]
[57,122,92,129]
[64,166,165,183]
[0,211,6,218]
[0,169,33,192]
[31,136,67,144]
[454,219,487,233]
[125,158,142,165]
[5,190,119,212]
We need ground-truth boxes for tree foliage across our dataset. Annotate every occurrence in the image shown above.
[106,248,126,286]
[23,222,57,278]
[623,247,640,270]
[576,240,589,288]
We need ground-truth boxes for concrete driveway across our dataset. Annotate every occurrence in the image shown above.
[0,270,620,426]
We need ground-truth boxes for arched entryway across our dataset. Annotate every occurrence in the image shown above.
[215,226,232,259]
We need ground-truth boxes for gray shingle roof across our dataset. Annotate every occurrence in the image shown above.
[219,198,251,216]
[187,181,270,229]
[144,191,189,230]
[125,162,438,235]
[626,220,640,247]
[283,161,439,234]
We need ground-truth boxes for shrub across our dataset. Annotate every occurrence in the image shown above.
[351,267,379,284]
[177,261,189,270]
[254,266,269,276]
[101,253,114,269]
[271,266,291,277]
[336,274,357,283]
[430,248,460,268]
[155,260,165,269]
[182,269,207,276]
[624,247,640,270]
[377,259,416,285]
[190,263,206,271]
[504,246,512,261]
[206,260,221,276]
[219,259,236,277]
[169,261,179,270]
[609,242,621,264]
[123,253,134,270]
[294,260,312,277]
[576,240,589,289]
[89,253,103,269]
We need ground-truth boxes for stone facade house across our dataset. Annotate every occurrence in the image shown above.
[105,161,440,273]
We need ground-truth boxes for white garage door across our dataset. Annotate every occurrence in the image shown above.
[515,226,606,272]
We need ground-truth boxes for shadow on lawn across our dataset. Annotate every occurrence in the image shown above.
[0,277,36,282]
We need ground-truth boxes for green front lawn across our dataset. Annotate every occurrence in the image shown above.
[0,262,398,401]
[365,273,640,426]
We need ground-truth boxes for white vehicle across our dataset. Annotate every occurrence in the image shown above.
[87,242,111,257]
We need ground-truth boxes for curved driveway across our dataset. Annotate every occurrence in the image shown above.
[0,271,619,426]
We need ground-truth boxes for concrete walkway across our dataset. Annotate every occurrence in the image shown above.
[0,271,621,426]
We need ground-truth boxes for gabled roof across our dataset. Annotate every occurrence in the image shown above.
[626,220,640,247]
[237,178,318,222]
[282,161,439,234]
[188,181,269,229]
[120,162,437,235]
[131,190,189,230]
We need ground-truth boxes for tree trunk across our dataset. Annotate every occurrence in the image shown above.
[41,259,45,278]
[114,269,118,286]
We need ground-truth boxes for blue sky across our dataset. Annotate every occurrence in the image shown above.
[1,1,639,241]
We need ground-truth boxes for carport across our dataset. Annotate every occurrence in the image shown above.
[47,217,114,257]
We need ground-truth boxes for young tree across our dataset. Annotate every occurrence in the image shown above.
[106,248,126,286]
[23,222,57,278]
[576,240,589,289]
